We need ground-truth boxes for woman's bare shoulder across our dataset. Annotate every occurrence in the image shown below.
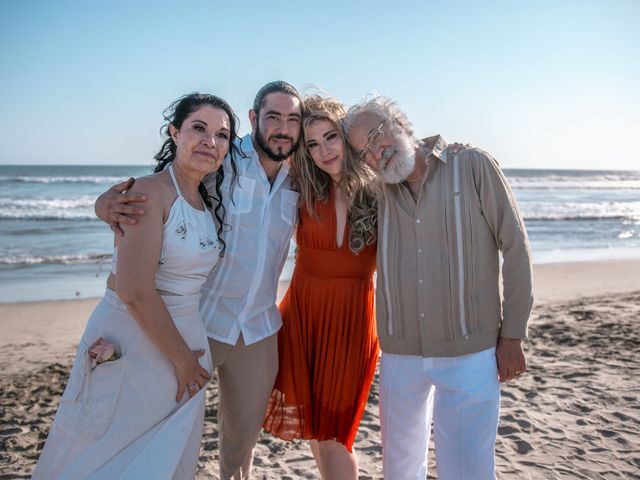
[127,171,173,200]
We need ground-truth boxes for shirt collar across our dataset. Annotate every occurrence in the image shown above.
[238,133,256,156]
[237,133,291,181]
[420,135,449,164]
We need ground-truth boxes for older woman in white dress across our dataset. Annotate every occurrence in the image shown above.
[33,93,240,479]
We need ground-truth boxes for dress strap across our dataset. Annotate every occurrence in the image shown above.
[168,164,183,198]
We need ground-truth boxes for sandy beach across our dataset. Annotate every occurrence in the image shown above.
[1,259,639,479]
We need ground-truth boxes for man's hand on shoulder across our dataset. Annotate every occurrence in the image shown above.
[496,337,526,382]
[448,142,471,155]
[95,177,148,237]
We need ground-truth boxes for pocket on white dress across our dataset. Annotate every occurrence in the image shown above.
[56,357,126,441]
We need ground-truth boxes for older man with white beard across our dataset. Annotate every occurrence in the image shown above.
[344,97,533,480]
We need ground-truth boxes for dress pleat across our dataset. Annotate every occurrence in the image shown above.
[264,187,378,452]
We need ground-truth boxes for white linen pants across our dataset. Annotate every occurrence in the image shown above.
[379,347,500,480]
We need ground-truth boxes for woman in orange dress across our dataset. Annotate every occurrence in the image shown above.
[263,96,379,479]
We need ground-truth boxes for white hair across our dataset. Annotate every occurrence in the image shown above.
[343,95,417,143]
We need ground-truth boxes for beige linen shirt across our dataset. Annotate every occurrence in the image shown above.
[376,136,533,357]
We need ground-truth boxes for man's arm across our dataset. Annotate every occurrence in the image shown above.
[95,178,148,236]
[469,149,533,382]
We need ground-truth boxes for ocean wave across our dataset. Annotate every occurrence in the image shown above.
[0,253,111,266]
[0,213,98,220]
[524,214,639,221]
[0,175,129,185]
[0,197,96,208]
[508,175,640,190]
[521,201,640,221]
[0,196,97,220]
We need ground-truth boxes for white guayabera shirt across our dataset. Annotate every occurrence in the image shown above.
[200,134,299,345]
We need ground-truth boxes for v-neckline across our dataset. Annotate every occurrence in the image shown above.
[331,183,348,250]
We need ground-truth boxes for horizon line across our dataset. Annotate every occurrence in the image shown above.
[1,164,639,173]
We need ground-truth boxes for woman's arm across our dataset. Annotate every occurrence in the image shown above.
[115,176,210,401]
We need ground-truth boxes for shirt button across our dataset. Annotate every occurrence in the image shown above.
[464,334,469,340]
[418,279,424,285]
[417,248,423,254]
[420,312,425,318]
[416,219,421,224]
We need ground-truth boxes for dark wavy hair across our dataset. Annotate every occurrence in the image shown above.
[252,81,301,114]
[153,93,239,255]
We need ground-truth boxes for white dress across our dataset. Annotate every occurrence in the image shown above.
[33,165,221,479]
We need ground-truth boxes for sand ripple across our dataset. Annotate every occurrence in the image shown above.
[1,293,639,479]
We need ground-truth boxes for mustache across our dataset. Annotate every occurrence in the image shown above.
[269,134,293,142]
[379,147,396,169]
[382,147,396,160]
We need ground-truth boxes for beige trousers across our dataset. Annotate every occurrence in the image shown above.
[209,333,278,480]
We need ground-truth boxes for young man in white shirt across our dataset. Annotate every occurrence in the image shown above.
[96,81,303,480]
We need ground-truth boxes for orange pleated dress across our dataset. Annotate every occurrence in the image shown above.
[263,188,379,452]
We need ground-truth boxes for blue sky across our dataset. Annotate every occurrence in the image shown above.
[1,0,638,170]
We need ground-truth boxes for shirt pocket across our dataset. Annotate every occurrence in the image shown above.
[56,354,126,441]
[229,175,256,214]
[280,189,299,225]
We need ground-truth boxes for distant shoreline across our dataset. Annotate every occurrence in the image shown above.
[1,254,640,304]
[1,258,638,307]
[2,163,639,172]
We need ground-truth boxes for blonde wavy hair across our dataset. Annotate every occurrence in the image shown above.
[290,95,378,254]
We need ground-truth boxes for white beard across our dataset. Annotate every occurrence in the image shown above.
[377,132,416,184]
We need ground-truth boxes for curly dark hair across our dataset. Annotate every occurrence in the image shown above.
[153,93,240,255]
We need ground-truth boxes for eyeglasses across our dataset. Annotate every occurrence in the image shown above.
[358,121,386,162]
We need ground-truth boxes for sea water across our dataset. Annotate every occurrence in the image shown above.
[1,165,638,302]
